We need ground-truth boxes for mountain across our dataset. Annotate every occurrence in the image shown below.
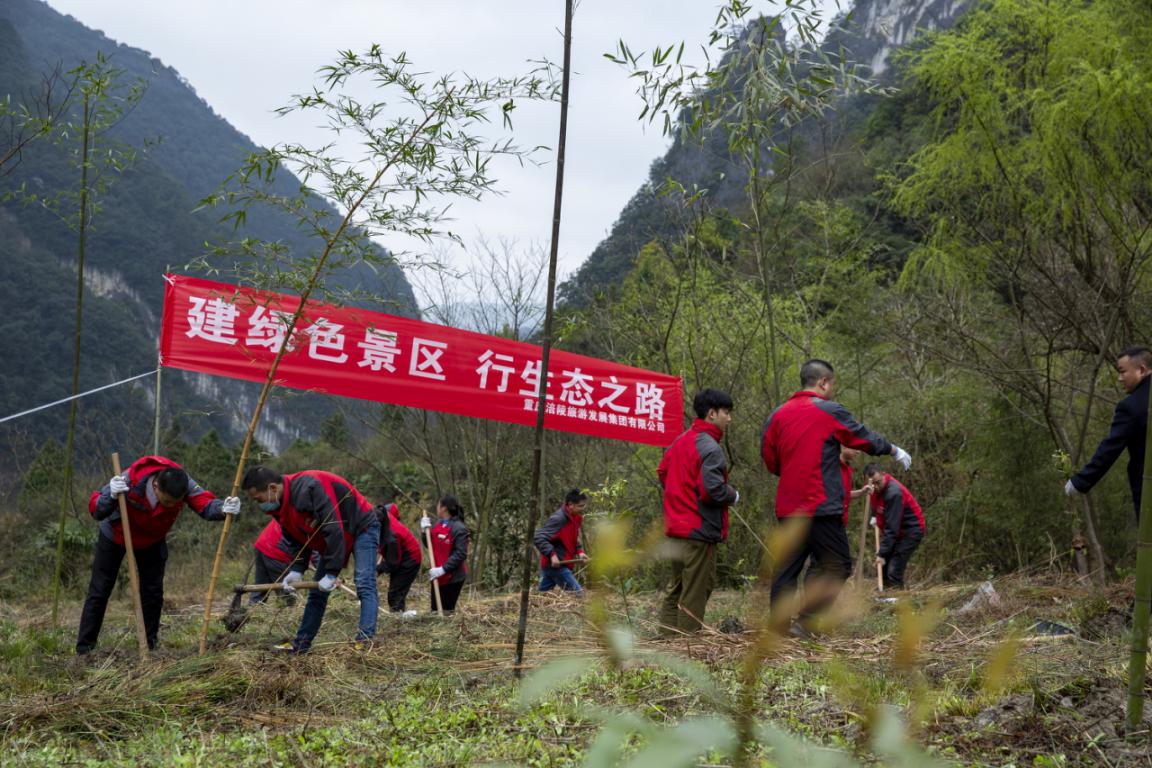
[559,0,973,306]
[0,0,417,459]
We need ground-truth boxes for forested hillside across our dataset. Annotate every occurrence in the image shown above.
[0,0,416,464]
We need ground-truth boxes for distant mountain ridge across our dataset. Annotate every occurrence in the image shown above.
[559,0,972,305]
[0,0,417,457]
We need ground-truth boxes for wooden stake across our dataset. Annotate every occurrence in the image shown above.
[426,524,444,615]
[112,452,149,659]
[854,493,872,586]
[873,522,884,593]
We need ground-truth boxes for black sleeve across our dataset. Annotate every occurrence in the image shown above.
[1073,400,1135,492]
[92,486,118,521]
[441,520,469,575]
[878,485,903,559]
[699,436,738,504]
[533,509,567,558]
[819,399,894,456]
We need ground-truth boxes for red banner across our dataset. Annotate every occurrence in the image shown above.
[159,274,682,446]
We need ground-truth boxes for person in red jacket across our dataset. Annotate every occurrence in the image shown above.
[77,455,240,654]
[250,519,300,606]
[864,464,925,589]
[761,359,910,634]
[242,466,380,653]
[657,388,739,635]
[376,502,422,614]
[421,495,469,613]
[534,489,590,594]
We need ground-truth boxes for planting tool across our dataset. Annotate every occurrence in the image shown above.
[873,521,884,592]
[222,580,320,633]
[854,493,872,586]
[426,525,444,615]
[112,452,150,659]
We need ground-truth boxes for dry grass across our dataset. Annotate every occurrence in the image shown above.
[1,571,1149,766]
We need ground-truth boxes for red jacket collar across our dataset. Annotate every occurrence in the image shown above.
[790,390,828,401]
[691,418,724,441]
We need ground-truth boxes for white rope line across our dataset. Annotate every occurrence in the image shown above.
[0,368,160,424]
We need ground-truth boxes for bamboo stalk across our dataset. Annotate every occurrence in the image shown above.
[513,0,573,680]
[112,453,149,659]
[874,522,884,593]
[426,525,444,615]
[196,96,446,656]
[854,493,872,585]
[1125,377,1152,736]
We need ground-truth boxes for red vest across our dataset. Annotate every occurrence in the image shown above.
[254,519,292,563]
[539,508,584,568]
[88,455,217,549]
[870,474,925,534]
[430,518,467,586]
[386,504,422,564]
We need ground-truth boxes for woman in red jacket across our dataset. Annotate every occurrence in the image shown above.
[422,495,469,613]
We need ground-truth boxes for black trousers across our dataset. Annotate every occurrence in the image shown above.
[883,531,922,589]
[250,550,295,605]
[385,560,420,611]
[76,534,168,653]
[431,579,465,613]
[769,515,852,618]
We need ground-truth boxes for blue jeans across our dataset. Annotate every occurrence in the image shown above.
[538,565,583,593]
[294,519,380,651]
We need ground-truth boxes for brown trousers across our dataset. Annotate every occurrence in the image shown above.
[658,537,717,635]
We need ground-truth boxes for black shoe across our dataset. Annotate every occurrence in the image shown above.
[788,621,815,640]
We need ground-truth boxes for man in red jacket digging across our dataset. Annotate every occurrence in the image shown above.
[77,455,240,654]
[761,359,911,636]
[864,464,925,590]
[657,388,740,635]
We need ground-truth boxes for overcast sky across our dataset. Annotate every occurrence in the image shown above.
[43,0,842,288]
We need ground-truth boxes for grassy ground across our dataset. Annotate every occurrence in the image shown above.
[1,569,1150,767]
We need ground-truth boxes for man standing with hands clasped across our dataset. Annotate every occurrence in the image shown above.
[762,359,911,637]
[1066,346,1152,521]
[657,388,739,636]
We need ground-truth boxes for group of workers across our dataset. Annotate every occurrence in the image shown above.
[74,346,1151,653]
[657,349,1150,638]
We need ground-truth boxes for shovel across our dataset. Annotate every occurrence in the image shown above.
[222,581,321,633]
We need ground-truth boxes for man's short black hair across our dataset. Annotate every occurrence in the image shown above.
[693,388,734,419]
[154,468,189,499]
[863,462,885,478]
[1118,346,1152,370]
[800,359,835,387]
[241,465,283,492]
[564,488,588,505]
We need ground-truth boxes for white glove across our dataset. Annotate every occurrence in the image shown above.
[222,496,241,516]
[318,574,339,592]
[428,566,445,581]
[1065,479,1079,497]
[869,516,876,527]
[891,445,912,471]
[109,475,130,496]
[732,489,740,505]
[282,571,304,594]
[420,515,433,531]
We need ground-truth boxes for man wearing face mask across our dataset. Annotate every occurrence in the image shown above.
[1067,346,1152,521]
[761,359,910,637]
[77,455,240,655]
[241,466,380,653]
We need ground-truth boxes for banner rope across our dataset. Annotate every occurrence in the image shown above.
[0,368,160,424]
